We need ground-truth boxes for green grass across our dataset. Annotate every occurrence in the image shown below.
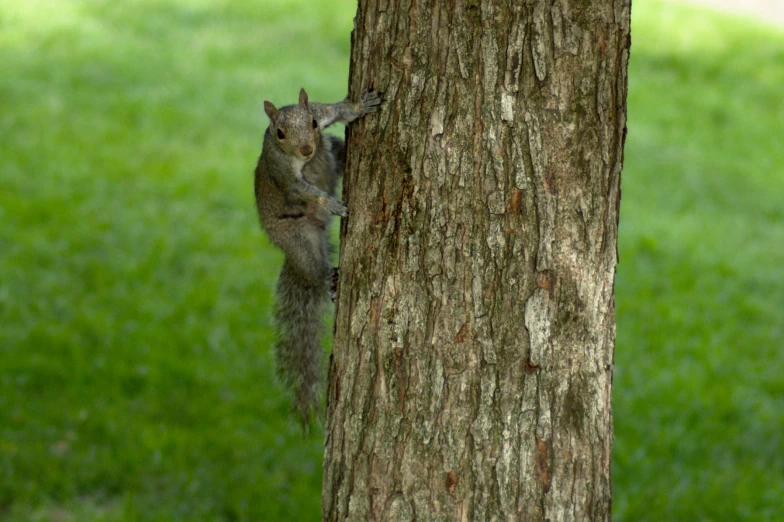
[614,2,784,521]
[0,0,355,520]
[0,0,782,520]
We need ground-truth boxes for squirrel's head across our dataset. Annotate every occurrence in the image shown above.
[264,88,320,161]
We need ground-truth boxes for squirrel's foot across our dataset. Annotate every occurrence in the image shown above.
[360,88,384,114]
[326,198,348,217]
[328,268,339,302]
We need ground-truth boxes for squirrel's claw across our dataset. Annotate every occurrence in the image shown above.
[327,200,348,217]
[360,88,384,114]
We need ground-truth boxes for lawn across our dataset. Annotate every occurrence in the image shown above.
[1,0,782,520]
[614,3,784,520]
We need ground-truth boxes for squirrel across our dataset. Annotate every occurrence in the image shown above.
[254,87,382,426]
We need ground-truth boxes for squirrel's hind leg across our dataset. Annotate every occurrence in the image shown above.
[276,225,331,290]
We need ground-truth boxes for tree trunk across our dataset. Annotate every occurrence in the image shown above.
[324,0,630,520]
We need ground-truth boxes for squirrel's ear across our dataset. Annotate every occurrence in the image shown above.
[264,101,278,121]
[299,88,309,108]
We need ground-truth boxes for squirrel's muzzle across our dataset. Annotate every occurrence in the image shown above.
[299,144,314,157]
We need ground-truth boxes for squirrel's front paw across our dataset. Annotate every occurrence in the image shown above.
[360,88,384,114]
[324,198,348,217]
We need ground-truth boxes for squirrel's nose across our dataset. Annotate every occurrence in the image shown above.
[299,144,313,157]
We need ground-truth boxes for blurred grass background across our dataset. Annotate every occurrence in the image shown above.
[0,0,781,520]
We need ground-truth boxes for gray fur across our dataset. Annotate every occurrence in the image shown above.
[253,88,382,426]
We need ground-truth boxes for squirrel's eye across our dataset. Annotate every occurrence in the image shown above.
[312,119,318,129]
[276,129,285,139]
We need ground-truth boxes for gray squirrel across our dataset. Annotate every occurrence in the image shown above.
[254,87,382,426]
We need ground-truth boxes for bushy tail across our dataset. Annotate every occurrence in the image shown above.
[274,260,327,427]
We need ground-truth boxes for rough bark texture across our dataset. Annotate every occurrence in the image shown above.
[324,1,630,520]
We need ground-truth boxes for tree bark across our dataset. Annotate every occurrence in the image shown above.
[324,0,630,520]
